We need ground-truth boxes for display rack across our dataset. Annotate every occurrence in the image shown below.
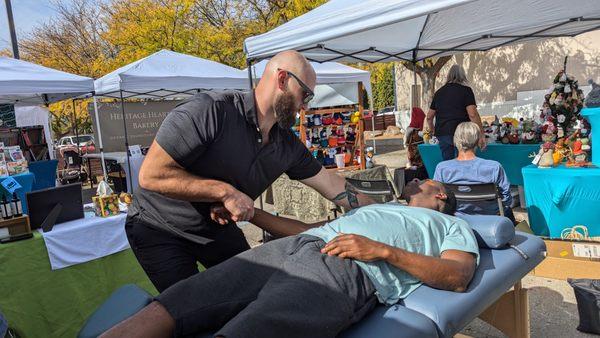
[295,83,367,170]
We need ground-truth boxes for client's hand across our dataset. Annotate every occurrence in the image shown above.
[321,234,388,262]
[210,203,233,225]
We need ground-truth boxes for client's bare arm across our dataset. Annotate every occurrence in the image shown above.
[249,208,326,237]
[211,205,326,238]
[322,234,476,292]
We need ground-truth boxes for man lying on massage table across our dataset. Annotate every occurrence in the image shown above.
[101,179,479,338]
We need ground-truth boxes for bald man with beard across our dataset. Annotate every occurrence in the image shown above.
[126,50,374,292]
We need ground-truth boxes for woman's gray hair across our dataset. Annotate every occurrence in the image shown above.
[446,64,469,85]
[453,122,481,151]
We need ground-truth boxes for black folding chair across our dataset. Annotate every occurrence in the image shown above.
[330,178,398,218]
[443,183,505,217]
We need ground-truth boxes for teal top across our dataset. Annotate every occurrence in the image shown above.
[303,203,480,304]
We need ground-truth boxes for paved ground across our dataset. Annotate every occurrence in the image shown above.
[239,136,592,338]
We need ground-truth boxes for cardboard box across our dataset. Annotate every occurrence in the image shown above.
[92,194,120,217]
[531,239,600,280]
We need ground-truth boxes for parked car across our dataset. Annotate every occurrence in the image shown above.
[56,135,96,153]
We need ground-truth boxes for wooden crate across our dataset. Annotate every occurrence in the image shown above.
[0,215,31,238]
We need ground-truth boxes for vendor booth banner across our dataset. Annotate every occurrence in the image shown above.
[89,100,180,152]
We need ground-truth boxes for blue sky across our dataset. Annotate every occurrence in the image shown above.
[0,0,61,51]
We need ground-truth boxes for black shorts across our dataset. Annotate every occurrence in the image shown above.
[125,214,250,292]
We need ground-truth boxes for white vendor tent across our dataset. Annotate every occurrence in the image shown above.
[0,57,95,160]
[244,0,600,63]
[93,50,251,191]
[94,49,249,98]
[0,57,94,105]
[245,60,372,108]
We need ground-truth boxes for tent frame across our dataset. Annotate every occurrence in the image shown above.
[246,16,600,141]
[248,16,600,65]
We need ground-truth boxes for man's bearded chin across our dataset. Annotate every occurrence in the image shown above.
[273,92,297,129]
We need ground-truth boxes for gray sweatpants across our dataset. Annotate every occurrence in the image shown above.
[156,235,377,338]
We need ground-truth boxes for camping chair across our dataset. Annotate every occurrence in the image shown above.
[330,178,398,218]
[443,183,505,217]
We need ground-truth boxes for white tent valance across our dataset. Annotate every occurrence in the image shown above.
[246,60,372,108]
[0,57,94,105]
[244,0,600,63]
[94,49,249,98]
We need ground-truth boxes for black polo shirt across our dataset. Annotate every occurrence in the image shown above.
[129,90,322,244]
[430,83,477,136]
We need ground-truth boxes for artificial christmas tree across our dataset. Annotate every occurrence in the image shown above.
[541,57,586,135]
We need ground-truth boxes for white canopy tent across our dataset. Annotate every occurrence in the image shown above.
[0,57,95,161]
[93,49,250,191]
[245,0,600,153]
[94,49,249,98]
[244,60,372,108]
[244,0,600,64]
[0,57,94,105]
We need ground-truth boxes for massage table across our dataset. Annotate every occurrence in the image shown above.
[78,214,546,338]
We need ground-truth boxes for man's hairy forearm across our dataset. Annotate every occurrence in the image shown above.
[250,209,325,237]
[381,246,474,292]
[139,164,234,203]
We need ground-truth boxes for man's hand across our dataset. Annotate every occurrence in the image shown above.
[221,188,254,222]
[321,234,389,262]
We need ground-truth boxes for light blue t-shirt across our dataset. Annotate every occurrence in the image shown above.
[434,157,512,215]
[302,203,479,305]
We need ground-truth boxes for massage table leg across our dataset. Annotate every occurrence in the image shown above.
[464,280,529,338]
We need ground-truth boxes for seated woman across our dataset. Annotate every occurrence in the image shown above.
[434,122,516,224]
[101,179,478,338]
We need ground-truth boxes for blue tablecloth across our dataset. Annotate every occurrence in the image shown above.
[0,172,35,214]
[418,143,540,185]
[522,164,600,238]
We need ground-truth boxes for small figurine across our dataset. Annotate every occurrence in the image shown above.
[537,142,555,168]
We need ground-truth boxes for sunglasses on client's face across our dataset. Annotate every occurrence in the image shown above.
[278,68,314,104]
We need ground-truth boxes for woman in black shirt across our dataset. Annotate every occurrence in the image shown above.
[426,65,484,160]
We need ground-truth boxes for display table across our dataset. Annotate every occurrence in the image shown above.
[522,164,600,238]
[41,212,129,270]
[271,165,388,223]
[418,143,539,186]
[0,230,156,338]
[0,172,35,214]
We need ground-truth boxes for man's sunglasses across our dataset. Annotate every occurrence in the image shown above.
[278,68,314,104]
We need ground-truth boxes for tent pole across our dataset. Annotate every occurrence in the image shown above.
[393,63,398,111]
[72,99,80,157]
[119,90,133,193]
[411,61,417,120]
[92,96,108,180]
[246,58,266,211]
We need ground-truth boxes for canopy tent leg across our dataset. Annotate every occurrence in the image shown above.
[72,99,80,157]
[119,90,134,193]
[92,96,108,180]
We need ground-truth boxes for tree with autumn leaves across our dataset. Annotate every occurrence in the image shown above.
[16,0,328,138]
[13,0,451,134]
